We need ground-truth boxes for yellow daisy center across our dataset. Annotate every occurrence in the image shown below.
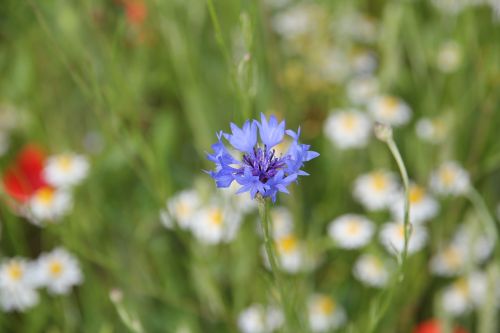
[57,156,73,172]
[7,262,23,281]
[209,208,223,226]
[341,114,358,131]
[36,187,55,206]
[371,173,387,191]
[440,167,456,186]
[49,260,64,277]
[277,234,298,254]
[381,97,399,115]
[443,247,461,268]
[409,186,425,204]
[455,278,469,296]
[316,297,335,315]
[346,220,361,236]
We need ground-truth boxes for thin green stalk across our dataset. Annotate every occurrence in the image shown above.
[257,198,295,332]
[386,137,411,268]
[466,186,499,241]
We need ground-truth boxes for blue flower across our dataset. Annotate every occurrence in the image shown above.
[207,114,319,202]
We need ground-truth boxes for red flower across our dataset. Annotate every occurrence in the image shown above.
[414,319,468,333]
[2,145,47,203]
[124,0,147,26]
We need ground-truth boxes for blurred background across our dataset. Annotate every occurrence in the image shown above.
[1,0,500,332]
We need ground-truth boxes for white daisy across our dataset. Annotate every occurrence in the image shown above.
[346,75,379,105]
[237,304,284,333]
[324,110,372,149]
[160,190,201,230]
[368,95,412,126]
[390,184,439,224]
[380,222,427,256]
[271,5,317,39]
[353,254,391,288]
[452,223,494,264]
[307,294,346,332]
[43,154,89,188]
[190,203,242,245]
[430,161,470,196]
[441,271,488,316]
[267,233,304,274]
[35,248,83,295]
[28,187,72,224]
[221,182,257,214]
[320,48,350,84]
[415,117,449,144]
[436,41,462,73]
[335,12,378,44]
[328,214,375,249]
[353,170,399,211]
[0,258,39,312]
[430,244,466,277]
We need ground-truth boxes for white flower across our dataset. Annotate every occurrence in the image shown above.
[266,233,304,274]
[436,41,462,73]
[452,223,494,264]
[335,12,378,43]
[0,258,39,312]
[347,75,379,105]
[353,254,391,288]
[328,214,375,249]
[237,304,284,333]
[28,187,72,224]
[430,244,466,277]
[415,117,449,144]
[270,207,294,238]
[380,222,427,256]
[368,95,412,126]
[272,5,316,39]
[324,110,372,149]
[353,170,399,211]
[390,184,439,224]
[431,0,468,15]
[441,272,488,316]
[190,203,242,245]
[35,248,83,295]
[307,294,346,332]
[350,50,377,75]
[43,154,89,188]
[161,190,201,230]
[221,182,257,214]
[430,161,470,196]
[320,48,350,83]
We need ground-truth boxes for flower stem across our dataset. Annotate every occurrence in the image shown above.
[386,137,411,268]
[467,186,500,241]
[258,198,295,332]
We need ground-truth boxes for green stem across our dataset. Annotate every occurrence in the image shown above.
[257,198,295,332]
[466,186,499,241]
[386,137,411,267]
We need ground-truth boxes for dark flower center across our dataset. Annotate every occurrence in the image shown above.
[242,146,287,183]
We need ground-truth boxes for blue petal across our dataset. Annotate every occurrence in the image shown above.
[257,113,285,148]
[227,121,257,153]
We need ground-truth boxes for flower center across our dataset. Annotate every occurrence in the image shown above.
[382,97,399,115]
[7,263,23,281]
[443,247,461,268]
[242,146,287,183]
[58,156,73,172]
[36,187,55,206]
[49,260,64,277]
[277,234,298,253]
[440,167,456,186]
[209,208,223,226]
[409,186,425,204]
[316,297,335,315]
[346,220,361,236]
[371,173,387,191]
[341,114,358,131]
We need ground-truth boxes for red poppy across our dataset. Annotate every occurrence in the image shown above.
[413,319,468,333]
[2,145,47,203]
[124,0,147,26]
